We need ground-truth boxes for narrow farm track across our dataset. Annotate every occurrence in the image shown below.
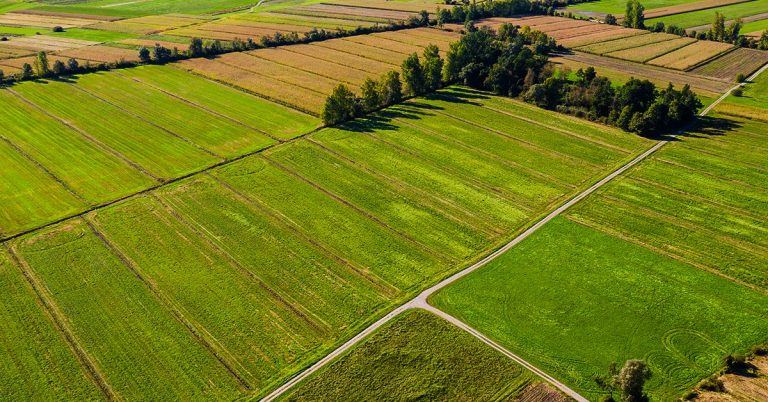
[260,66,767,402]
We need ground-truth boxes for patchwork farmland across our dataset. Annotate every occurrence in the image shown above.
[1,0,767,401]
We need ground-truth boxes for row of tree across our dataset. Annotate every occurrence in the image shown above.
[322,44,446,124]
[0,51,88,82]
[323,24,702,136]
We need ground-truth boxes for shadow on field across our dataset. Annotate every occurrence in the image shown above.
[342,87,491,133]
[679,116,743,140]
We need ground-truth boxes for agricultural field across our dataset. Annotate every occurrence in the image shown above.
[0,64,317,237]
[431,87,768,401]
[0,86,658,399]
[691,47,768,80]
[280,310,540,401]
[647,40,734,70]
[178,28,459,114]
[645,0,768,28]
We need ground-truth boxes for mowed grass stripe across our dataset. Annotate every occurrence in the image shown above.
[115,65,319,140]
[72,72,276,157]
[0,139,84,236]
[0,90,154,204]
[212,157,445,291]
[13,79,218,179]
[13,220,244,400]
[0,249,104,400]
[155,177,392,326]
[90,194,345,392]
[389,103,587,186]
[266,141,490,262]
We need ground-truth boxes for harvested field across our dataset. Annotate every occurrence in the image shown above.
[576,32,678,55]
[557,27,648,48]
[231,12,375,30]
[312,38,404,65]
[177,58,327,114]
[521,19,592,32]
[344,34,420,53]
[369,30,452,52]
[218,52,345,94]
[692,47,768,81]
[0,35,98,52]
[164,28,247,41]
[327,0,451,13]
[546,23,619,40]
[56,45,139,63]
[10,9,120,22]
[248,48,372,85]
[648,40,734,70]
[288,42,400,72]
[605,36,696,63]
[515,383,570,402]
[0,44,35,59]
[0,12,98,28]
[90,14,206,35]
[117,38,188,49]
[292,3,418,21]
[555,52,731,96]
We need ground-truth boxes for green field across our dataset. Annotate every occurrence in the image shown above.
[721,71,768,114]
[31,0,258,17]
[646,0,768,28]
[281,310,539,401]
[431,88,768,401]
[0,65,318,238]
[1,87,657,399]
[566,0,698,15]
[432,217,768,401]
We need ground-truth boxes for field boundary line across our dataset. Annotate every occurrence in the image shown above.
[115,70,284,143]
[83,217,255,391]
[69,84,223,159]
[262,155,452,263]
[150,193,333,334]
[206,172,400,297]
[261,73,755,401]
[306,137,504,238]
[7,88,163,183]
[4,243,118,401]
[0,134,88,204]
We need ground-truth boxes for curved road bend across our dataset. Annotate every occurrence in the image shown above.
[261,66,768,402]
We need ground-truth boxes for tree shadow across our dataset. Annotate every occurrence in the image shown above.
[679,115,743,139]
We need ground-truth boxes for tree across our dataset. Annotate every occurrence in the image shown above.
[418,9,429,26]
[153,44,172,63]
[422,44,444,90]
[401,53,425,96]
[605,14,617,25]
[379,71,402,105]
[623,0,645,29]
[21,63,32,79]
[616,360,652,402]
[67,58,79,72]
[710,12,726,41]
[52,59,66,76]
[138,47,151,63]
[725,18,742,42]
[593,362,619,401]
[33,51,50,77]
[0,69,4,84]
[322,84,356,125]
[759,29,768,50]
[189,37,204,57]
[360,77,381,111]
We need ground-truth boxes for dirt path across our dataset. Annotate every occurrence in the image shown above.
[260,66,767,402]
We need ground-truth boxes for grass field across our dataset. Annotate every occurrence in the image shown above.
[566,0,699,15]
[720,69,768,115]
[432,217,768,401]
[0,65,318,238]
[645,0,768,28]
[280,310,539,401]
[1,87,657,399]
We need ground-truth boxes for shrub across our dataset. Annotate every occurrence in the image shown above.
[732,88,743,97]
[52,26,64,32]
[736,73,746,82]
[698,375,724,392]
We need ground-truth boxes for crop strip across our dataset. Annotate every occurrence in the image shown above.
[306,137,504,238]
[243,51,362,87]
[70,84,223,159]
[115,71,283,143]
[5,244,117,400]
[654,157,766,190]
[150,193,332,333]
[395,117,576,190]
[206,172,399,296]
[215,58,331,96]
[83,217,253,391]
[7,88,162,183]
[262,156,451,262]
[0,134,86,203]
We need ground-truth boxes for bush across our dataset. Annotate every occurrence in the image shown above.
[736,73,746,82]
[732,88,743,97]
[751,343,768,356]
[52,26,64,32]
[698,375,724,392]
[682,390,698,400]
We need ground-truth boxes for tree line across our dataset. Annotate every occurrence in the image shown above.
[323,24,702,137]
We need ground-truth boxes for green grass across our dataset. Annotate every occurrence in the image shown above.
[646,0,768,28]
[120,65,319,140]
[30,0,257,17]
[0,250,103,400]
[0,89,153,204]
[742,17,768,34]
[281,309,538,401]
[566,0,699,15]
[71,72,276,157]
[54,28,137,42]
[0,137,84,236]
[723,72,768,112]
[14,219,244,400]
[432,217,768,401]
